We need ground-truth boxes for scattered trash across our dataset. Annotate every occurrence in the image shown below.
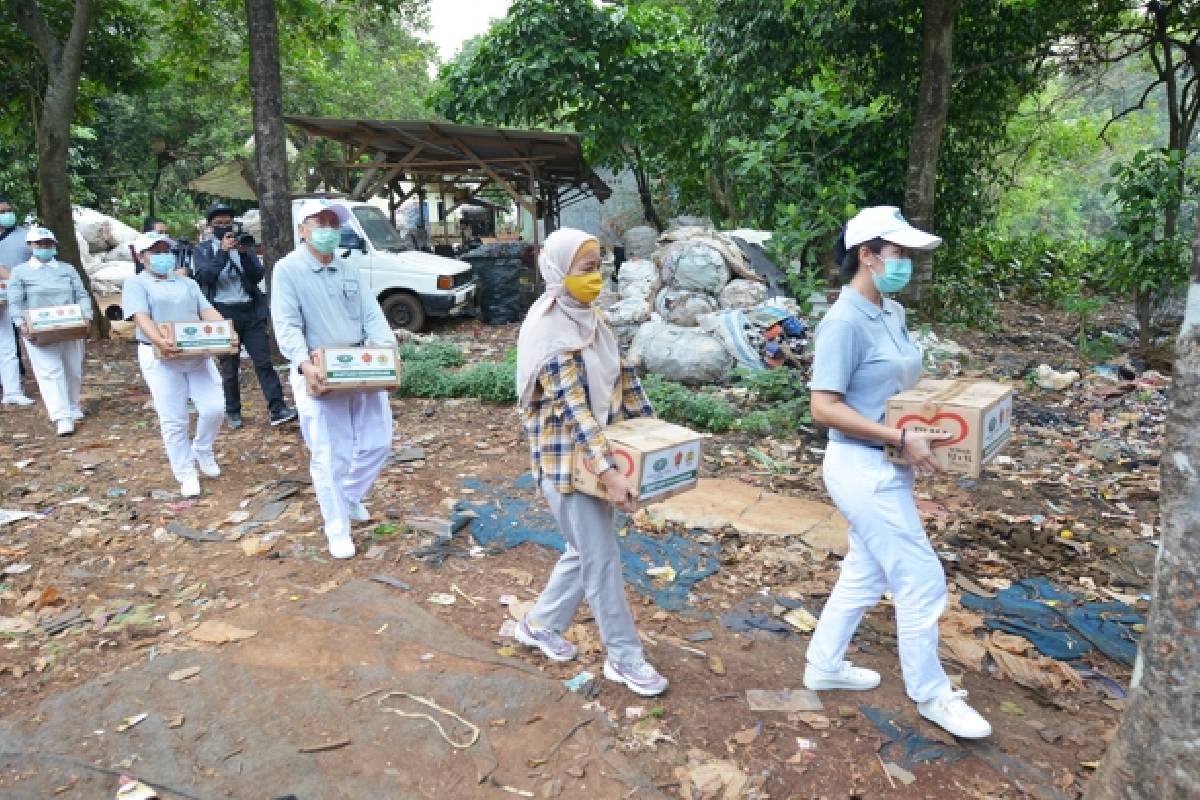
[675,755,749,800]
[427,593,456,606]
[298,737,352,754]
[563,671,596,694]
[1034,364,1081,390]
[0,509,37,527]
[3,563,32,575]
[732,726,758,745]
[393,446,426,463]
[115,776,158,800]
[782,607,818,633]
[368,575,412,592]
[707,656,726,675]
[189,620,258,644]
[794,712,830,730]
[645,565,677,583]
[745,688,823,713]
[685,630,714,643]
[883,760,917,786]
[167,522,222,542]
[860,706,967,769]
[1000,700,1026,716]
[239,536,275,557]
[167,667,201,682]
[378,691,480,750]
[116,713,148,732]
[406,515,470,539]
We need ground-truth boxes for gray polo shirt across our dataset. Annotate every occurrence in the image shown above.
[0,226,31,270]
[809,285,923,446]
[204,239,252,304]
[270,245,396,368]
[121,270,212,343]
[8,259,93,326]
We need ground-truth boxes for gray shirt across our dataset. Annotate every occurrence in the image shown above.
[270,246,395,368]
[0,226,31,270]
[121,270,213,343]
[8,259,93,326]
[205,240,252,304]
[809,285,923,446]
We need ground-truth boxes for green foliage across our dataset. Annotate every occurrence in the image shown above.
[731,367,812,436]
[398,359,454,398]
[398,340,466,368]
[732,367,807,403]
[396,343,517,404]
[452,362,518,404]
[641,373,737,433]
[1103,148,1192,296]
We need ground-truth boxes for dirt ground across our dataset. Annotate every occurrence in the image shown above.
[0,303,1166,799]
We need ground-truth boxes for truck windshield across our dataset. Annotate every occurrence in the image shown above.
[352,206,409,252]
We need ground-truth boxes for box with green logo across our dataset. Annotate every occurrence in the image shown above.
[155,320,239,358]
[28,304,89,344]
[0,279,8,305]
[314,346,402,392]
[572,417,704,503]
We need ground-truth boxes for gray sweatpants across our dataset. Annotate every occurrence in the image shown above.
[530,478,643,665]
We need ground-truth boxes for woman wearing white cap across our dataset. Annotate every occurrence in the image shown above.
[7,226,91,435]
[803,206,992,739]
[122,232,228,498]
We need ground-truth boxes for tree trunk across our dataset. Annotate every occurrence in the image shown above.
[245,0,292,289]
[629,146,664,231]
[1136,289,1153,352]
[1084,178,1200,800]
[10,0,109,337]
[902,0,959,307]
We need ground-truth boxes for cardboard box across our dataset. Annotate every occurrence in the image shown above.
[155,320,239,358]
[313,346,402,393]
[0,280,8,305]
[885,379,1014,477]
[27,304,89,344]
[572,417,704,503]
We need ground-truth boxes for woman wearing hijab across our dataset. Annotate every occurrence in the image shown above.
[8,226,91,435]
[803,206,991,739]
[514,228,667,697]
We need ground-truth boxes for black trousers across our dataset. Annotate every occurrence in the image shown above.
[214,302,285,415]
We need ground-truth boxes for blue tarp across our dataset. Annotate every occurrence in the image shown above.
[959,577,1145,667]
[859,706,968,768]
[455,474,720,611]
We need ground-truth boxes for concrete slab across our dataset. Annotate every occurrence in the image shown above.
[0,580,663,800]
[643,478,849,557]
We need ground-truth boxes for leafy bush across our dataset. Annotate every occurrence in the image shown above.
[451,362,518,404]
[642,373,737,433]
[396,342,516,404]
[397,340,466,368]
[399,359,455,398]
[733,367,808,403]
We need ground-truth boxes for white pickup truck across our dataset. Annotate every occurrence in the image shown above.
[292,198,476,331]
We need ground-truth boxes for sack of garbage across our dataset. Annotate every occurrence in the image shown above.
[659,241,730,294]
[719,279,768,310]
[623,225,659,259]
[698,310,766,370]
[667,215,714,230]
[655,287,719,327]
[72,206,138,253]
[603,296,652,327]
[630,320,734,385]
[659,228,762,283]
[617,257,661,300]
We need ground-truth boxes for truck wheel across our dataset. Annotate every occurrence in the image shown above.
[381,292,426,332]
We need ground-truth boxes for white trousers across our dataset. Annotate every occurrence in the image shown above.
[290,371,393,540]
[806,441,951,704]
[0,304,23,400]
[138,346,224,483]
[25,338,84,423]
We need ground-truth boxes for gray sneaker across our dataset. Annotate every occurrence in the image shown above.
[514,615,578,662]
[604,658,668,697]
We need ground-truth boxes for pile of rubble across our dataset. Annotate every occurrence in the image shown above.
[601,224,809,385]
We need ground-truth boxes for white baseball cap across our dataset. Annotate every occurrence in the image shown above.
[295,199,350,226]
[132,231,175,253]
[25,226,57,244]
[845,206,942,251]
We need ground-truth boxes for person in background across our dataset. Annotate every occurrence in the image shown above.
[804,205,992,739]
[8,226,90,435]
[122,232,227,498]
[0,195,34,407]
[271,200,396,559]
[513,227,668,698]
[193,202,295,430]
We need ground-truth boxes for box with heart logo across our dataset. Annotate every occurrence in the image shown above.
[572,417,704,503]
[885,379,1014,477]
[313,346,402,393]
[155,320,239,358]
[27,303,89,344]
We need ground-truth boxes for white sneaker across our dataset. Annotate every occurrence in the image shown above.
[194,450,221,477]
[179,476,201,498]
[348,501,370,522]
[803,660,881,691]
[918,689,993,739]
[55,419,75,436]
[2,395,35,407]
[71,408,84,421]
[603,658,669,697]
[326,531,356,559]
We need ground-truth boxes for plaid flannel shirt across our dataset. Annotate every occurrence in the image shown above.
[521,352,655,494]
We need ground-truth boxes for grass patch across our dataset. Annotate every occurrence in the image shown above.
[396,341,516,404]
[642,373,738,433]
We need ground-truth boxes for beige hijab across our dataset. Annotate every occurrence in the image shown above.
[516,228,621,426]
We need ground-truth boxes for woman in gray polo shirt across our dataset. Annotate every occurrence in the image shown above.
[803,206,992,740]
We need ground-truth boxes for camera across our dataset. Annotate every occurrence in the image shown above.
[213,222,255,249]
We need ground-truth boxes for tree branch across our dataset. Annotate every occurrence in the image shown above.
[8,0,64,68]
[61,0,97,88]
[1100,77,1165,144]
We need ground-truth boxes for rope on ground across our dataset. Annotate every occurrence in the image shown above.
[0,752,207,800]
[377,691,480,750]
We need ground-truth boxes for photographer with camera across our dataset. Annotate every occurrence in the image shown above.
[192,202,295,429]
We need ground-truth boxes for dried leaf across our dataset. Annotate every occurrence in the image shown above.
[189,620,258,644]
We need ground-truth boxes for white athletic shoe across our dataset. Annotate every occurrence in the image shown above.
[71,407,84,421]
[179,476,201,498]
[2,395,35,407]
[348,501,370,522]
[326,531,356,559]
[55,419,75,436]
[194,450,221,477]
[918,689,993,739]
[803,660,882,691]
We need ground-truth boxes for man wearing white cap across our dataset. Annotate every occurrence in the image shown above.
[8,226,91,435]
[123,232,228,498]
[0,196,35,407]
[271,200,396,558]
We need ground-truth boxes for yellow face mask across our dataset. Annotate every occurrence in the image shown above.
[562,272,603,305]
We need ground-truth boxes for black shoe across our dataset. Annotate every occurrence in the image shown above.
[269,406,297,426]
[226,412,244,430]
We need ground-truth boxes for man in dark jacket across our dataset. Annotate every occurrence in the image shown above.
[192,203,296,429]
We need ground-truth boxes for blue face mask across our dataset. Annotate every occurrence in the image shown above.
[148,253,176,276]
[32,247,56,262]
[0,212,15,228]
[308,227,340,255]
[872,257,912,294]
